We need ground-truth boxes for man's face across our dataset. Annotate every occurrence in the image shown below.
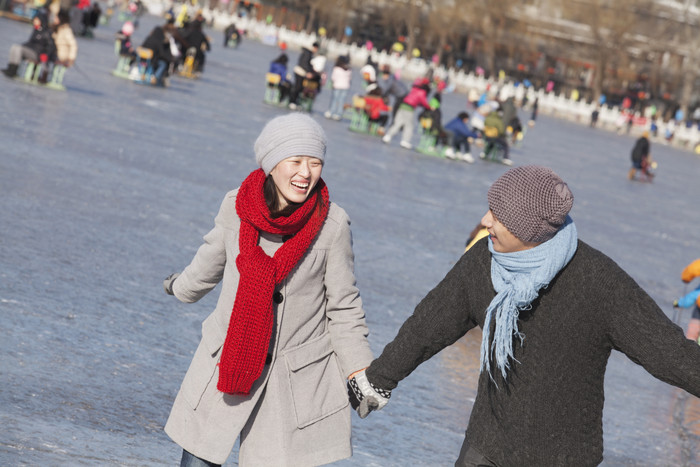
[481,209,540,253]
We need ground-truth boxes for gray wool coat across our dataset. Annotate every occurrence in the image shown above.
[165,189,374,466]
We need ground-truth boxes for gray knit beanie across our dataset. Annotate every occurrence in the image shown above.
[487,165,574,243]
[254,114,327,175]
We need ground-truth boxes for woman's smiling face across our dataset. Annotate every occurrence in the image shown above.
[269,156,323,210]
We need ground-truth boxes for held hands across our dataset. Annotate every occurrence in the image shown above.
[163,273,180,295]
[347,369,391,419]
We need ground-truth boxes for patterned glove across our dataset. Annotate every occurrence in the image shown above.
[163,273,180,295]
[347,369,391,419]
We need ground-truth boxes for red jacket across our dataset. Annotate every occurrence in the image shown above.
[364,96,389,120]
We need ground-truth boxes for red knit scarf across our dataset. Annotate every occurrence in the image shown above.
[217,169,329,394]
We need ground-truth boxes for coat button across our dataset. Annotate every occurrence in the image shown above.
[273,291,283,304]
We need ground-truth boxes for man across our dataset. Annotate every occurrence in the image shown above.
[349,166,700,466]
[288,41,318,110]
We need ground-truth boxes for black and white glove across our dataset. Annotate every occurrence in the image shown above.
[347,369,391,419]
[163,273,180,295]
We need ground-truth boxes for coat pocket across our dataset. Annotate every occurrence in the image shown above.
[284,333,348,429]
[180,324,223,411]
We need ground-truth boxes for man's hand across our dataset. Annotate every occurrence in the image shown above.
[347,369,391,418]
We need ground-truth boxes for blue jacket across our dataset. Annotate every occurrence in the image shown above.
[445,117,479,139]
[269,62,289,83]
[677,286,700,308]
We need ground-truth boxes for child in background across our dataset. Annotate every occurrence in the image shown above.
[443,111,479,163]
[268,53,291,103]
[673,259,700,343]
[363,84,390,133]
[481,106,512,165]
[382,77,433,150]
[52,9,78,69]
[116,21,136,66]
[325,55,352,121]
[1,10,55,79]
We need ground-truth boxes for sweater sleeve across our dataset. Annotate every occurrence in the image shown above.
[366,243,490,390]
[602,255,700,397]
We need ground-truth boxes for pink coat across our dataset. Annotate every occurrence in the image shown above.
[402,86,431,109]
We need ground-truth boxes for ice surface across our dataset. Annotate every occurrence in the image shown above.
[1,14,699,466]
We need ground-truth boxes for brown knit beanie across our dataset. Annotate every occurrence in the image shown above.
[487,166,574,243]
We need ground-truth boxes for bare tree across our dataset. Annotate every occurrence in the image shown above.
[423,0,468,65]
[674,5,700,115]
[462,0,514,77]
[566,0,656,101]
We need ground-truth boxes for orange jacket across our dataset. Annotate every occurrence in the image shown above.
[681,259,700,283]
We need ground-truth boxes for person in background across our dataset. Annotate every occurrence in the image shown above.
[628,130,654,182]
[288,41,318,110]
[381,77,433,150]
[268,53,291,103]
[1,10,55,79]
[325,55,352,121]
[379,64,408,126]
[443,111,479,163]
[52,9,78,70]
[363,84,391,134]
[481,106,512,165]
[673,259,700,343]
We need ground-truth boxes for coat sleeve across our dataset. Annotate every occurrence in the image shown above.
[602,258,700,397]
[172,195,232,303]
[366,246,488,391]
[323,209,374,378]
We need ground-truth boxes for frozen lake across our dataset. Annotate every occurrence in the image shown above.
[1,13,699,466]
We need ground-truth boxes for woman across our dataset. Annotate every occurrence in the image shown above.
[162,114,374,466]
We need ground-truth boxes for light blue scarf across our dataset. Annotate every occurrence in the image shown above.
[480,216,578,381]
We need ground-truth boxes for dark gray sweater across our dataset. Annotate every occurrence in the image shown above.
[367,239,700,466]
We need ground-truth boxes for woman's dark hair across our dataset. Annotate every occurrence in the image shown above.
[264,174,327,219]
[273,53,288,65]
[458,111,470,120]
